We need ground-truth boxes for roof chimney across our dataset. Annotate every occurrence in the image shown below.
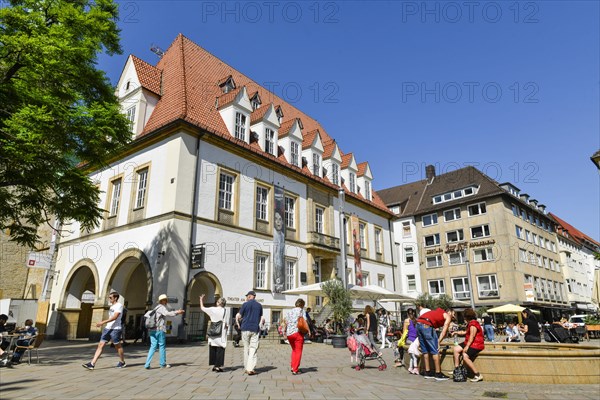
[425,165,436,180]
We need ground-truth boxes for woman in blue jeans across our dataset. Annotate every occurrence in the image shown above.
[144,294,184,369]
[482,313,495,342]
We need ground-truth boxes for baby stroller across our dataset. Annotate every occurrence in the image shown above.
[347,332,387,371]
[544,324,579,343]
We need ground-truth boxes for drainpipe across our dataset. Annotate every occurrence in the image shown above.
[338,189,347,288]
[180,133,202,341]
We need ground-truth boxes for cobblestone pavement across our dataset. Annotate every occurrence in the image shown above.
[1,340,599,400]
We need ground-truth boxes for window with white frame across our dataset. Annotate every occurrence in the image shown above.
[315,206,324,233]
[254,254,268,289]
[264,128,275,155]
[470,224,490,239]
[404,246,414,264]
[551,242,556,252]
[525,230,532,242]
[285,259,296,291]
[375,228,382,254]
[515,225,523,239]
[424,233,440,247]
[428,279,445,295]
[109,178,122,216]
[473,247,494,262]
[349,172,356,193]
[543,257,549,269]
[432,185,478,204]
[468,202,487,216]
[234,112,246,141]
[519,248,527,262]
[444,208,461,222]
[290,141,299,166]
[256,186,269,221]
[134,168,148,209]
[378,274,385,288]
[532,233,538,246]
[536,254,542,267]
[512,204,519,217]
[477,275,498,298]
[448,251,467,265]
[407,274,417,291]
[452,277,471,299]
[218,172,235,210]
[331,163,339,186]
[364,181,371,201]
[284,196,295,229]
[426,255,443,268]
[363,271,370,285]
[402,221,411,238]
[422,213,438,226]
[359,223,366,249]
[446,229,464,243]
[312,153,321,176]
[126,106,136,131]
[528,251,535,265]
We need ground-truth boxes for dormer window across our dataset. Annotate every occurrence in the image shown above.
[126,106,136,132]
[313,153,321,176]
[332,164,339,186]
[276,106,284,123]
[364,181,371,200]
[234,112,246,141]
[432,185,479,204]
[349,172,356,193]
[290,142,299,166]
[250,92,262,111]
[125,80,131,91]
[219,76,236,94]
[312,153,321,176]
[264,128,275,155]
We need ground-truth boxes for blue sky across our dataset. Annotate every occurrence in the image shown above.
[99,1,599,240]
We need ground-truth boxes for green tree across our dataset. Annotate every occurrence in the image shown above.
[416,293,454,310]
[321,279,352,334]
[0,0,131,247]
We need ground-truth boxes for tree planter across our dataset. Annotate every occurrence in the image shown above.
[331,334,347,348]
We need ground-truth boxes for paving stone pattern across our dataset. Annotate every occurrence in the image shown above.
[1,340,599,400]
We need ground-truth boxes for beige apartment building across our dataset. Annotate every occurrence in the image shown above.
[380,166,569,321]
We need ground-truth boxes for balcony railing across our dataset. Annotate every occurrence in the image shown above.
[308,231,340,250]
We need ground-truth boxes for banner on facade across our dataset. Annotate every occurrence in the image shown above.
[26,251,52,269]
[273,185,286,293]
[350,214,363,286]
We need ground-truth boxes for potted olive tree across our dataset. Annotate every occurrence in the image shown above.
[321,279,352,348]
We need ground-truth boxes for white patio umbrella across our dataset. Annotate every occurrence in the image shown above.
[281,279,340,297]
[349,285,416,302]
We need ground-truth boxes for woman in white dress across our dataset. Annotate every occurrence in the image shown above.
[200,294,228,372]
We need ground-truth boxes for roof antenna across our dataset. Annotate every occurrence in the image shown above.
[150,43,164,58]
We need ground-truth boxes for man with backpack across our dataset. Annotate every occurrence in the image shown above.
[144,294,185,369]
[82,291,126,370]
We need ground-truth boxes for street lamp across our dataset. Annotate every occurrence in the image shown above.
[591,150,600,170]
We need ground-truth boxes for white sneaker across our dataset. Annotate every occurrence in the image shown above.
[470,374,483,382]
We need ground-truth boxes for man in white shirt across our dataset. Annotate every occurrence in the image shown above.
[82,291,126,370]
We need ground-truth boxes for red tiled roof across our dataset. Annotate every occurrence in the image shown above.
[278,118,296,137]
[322,139,338,159]
[341,153,354,169]
[357,162,369,177]
[218,74,234,86]
[550,213,600,247]
[250,104,270,124]
[302,129,320,150]
[131,55,162,95]
[131,34,392,215]
[216,87,243,110]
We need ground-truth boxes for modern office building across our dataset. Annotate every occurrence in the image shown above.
[380,165,570,320]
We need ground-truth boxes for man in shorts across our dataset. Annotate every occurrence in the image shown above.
[416,307,455,381]
[82,291,126,370]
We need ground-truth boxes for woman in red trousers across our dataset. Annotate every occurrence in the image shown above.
[282,298,307,375]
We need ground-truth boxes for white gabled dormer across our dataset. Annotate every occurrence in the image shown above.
[302,130,324,178]
[322,140,342,186]
[115,55,161,138]
[278,118,303,167]
[341,153,358,193]
[249,91,262,111]
[250,104,280,156]
[357,162,374,201]
[219,75,236,94]
[217,86,252,143]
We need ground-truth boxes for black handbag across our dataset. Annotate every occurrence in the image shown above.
[453,358,468,382]
[207,309,226,338]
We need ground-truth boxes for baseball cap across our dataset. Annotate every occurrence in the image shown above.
[245,291,256,296]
